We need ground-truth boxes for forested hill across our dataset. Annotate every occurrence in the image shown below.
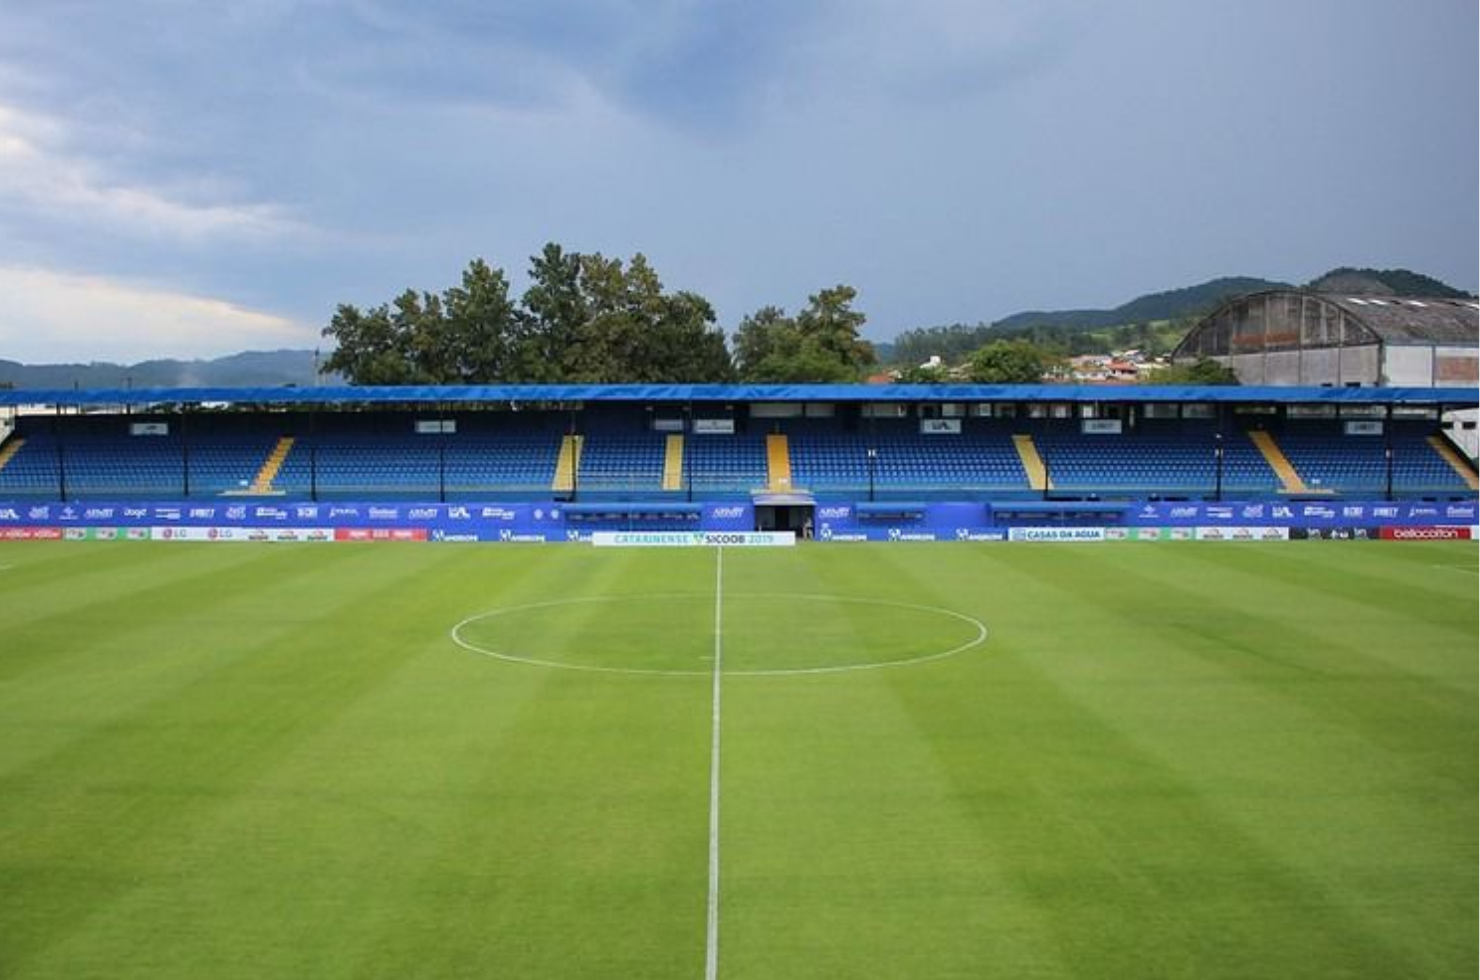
[0,350,328,390]
[991,276,1289,333]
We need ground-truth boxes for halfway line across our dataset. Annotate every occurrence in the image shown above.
[704,546,724,980]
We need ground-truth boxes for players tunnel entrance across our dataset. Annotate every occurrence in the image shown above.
[754,503,814,534]
[753,491,817,537]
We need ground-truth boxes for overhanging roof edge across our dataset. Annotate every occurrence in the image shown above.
[0,383,1475,408]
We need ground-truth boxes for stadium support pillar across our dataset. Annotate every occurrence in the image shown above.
[1384,405,1394,501]
[181,405,191,498]
[438,402,447,504]
[53,405,67,503]
[1214,432,1223,502]
[309,407,318,502]
[867,447,877,501]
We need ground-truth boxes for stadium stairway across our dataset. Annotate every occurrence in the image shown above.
[1246,430,1326,494]
[1427,435,1480,490]
[552,434,584,492]
[247,437,294,494]
[1012,434,1053,491]
[662,434,685,491]
[0,436,24,474]
[766,433,793,490]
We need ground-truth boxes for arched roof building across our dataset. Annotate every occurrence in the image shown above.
[1172,291,1478,387]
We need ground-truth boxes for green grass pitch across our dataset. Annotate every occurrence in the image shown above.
[0,540,1475,979]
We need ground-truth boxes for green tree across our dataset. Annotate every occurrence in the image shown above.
[733,286,875,382]
[1141,357,1239,385]
[521,243,588,381]
[323,244,734,384]
[966,340,1054,383]
[321,302,423,384]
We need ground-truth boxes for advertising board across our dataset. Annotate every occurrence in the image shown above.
[591,531,795,547]
[1008,527,1107,542]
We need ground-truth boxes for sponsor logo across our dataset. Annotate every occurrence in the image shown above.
[126,528,150,540]
[1381,526,1471,541]
[818,506,852,520]
[28,506,51,520]
[64,528,89,540]
[1342,505,1365,519]
[253,506,287,520]
[434,532,479,542]
[1272,505,1293,519]
[480,507,517,520]
[1169,528,1194,540]
[189,507,215,520]
[1206,506,1234,520]
[710,505,748,519]
[1010,527,1106,542]
[96,528,119,541]
[226,505,248,520]
[295,505,320,520]
[1241,504,1266,520]
[1169,506,1198,519]
[84,507,115,520]
[0,508,19,520]
[533,509,544,521]
[1259,528,1289,541]
[124,507,148,519]
[407,507,438,520]
[1,527,64,540]
[447,506,472,520]
[1301,505,1335,519]
[154,507,182,521]
[1199,527,1226,540]
[328,506,360,519]
[58,506,79,521]
[1445,504,1476,519]
[1139,504,1160,518]
[1407,506,1439,518]
[549,509,560,520]
[1371,506,1399,518]
[368,507,399,520]
[1105,528,1129,540]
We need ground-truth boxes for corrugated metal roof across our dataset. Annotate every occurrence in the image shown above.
[1319,293,1478,346]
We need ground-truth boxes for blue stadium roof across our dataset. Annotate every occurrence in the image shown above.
[0,383,1475,407]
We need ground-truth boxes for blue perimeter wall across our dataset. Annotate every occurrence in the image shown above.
[2,498,1476,543]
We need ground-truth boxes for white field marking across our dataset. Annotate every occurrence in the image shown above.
[1430,563,1480,575]
[449,592,988,677]
[705,548,723,980]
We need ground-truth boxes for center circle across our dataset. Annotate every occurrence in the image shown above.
[450,593,987,677]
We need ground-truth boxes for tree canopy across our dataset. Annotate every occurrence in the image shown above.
[1140,357,1240,385]
[323,245,735,385]
[732,286,876,382]
[966,340,1056,383]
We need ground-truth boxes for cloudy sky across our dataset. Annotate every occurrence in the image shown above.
[0,0,1474,363]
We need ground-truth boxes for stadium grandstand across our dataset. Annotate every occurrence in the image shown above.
[1,383,1475,542]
